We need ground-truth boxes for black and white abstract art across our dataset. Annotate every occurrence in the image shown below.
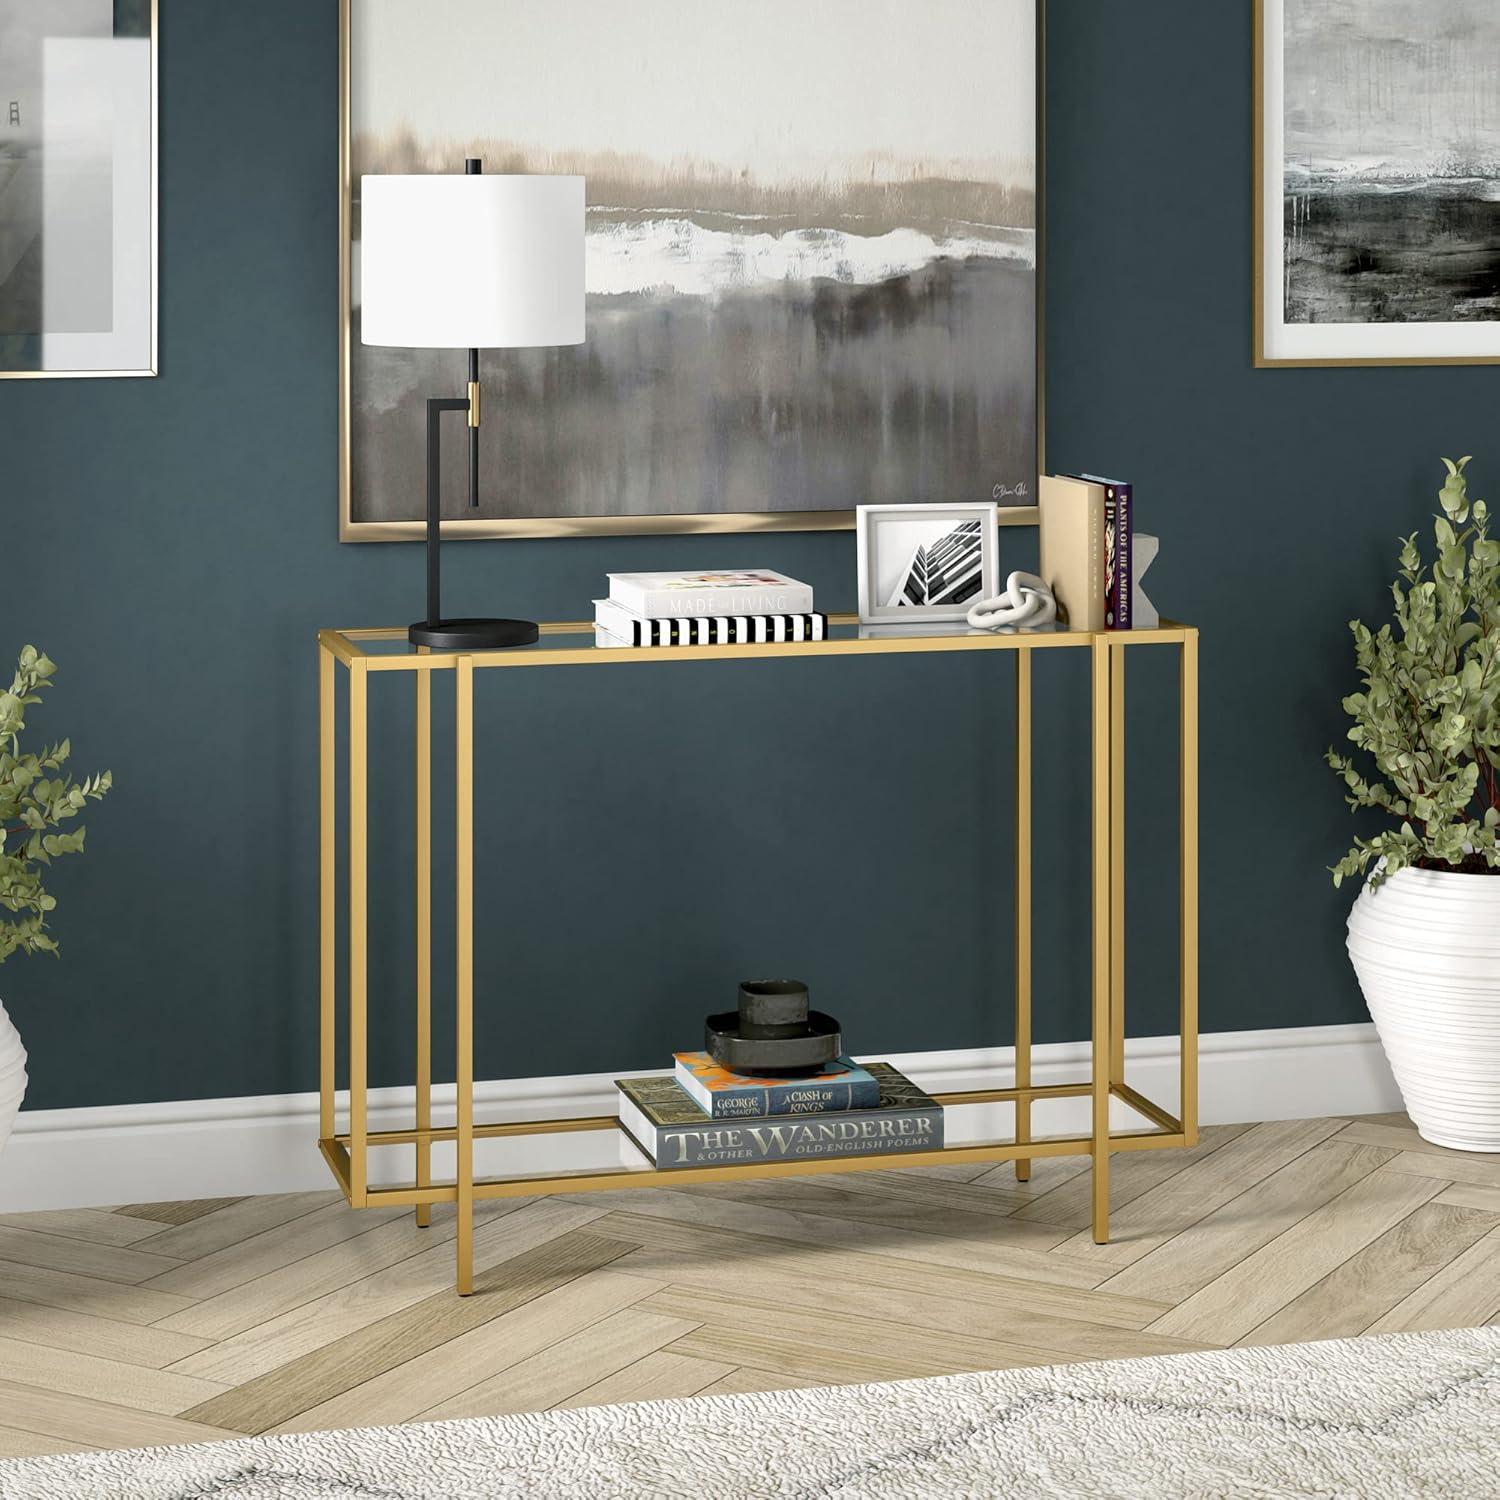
[856,503,998,626]
[343,0,1038,536]
[1258,0,1500,363]
[0,0,155,377]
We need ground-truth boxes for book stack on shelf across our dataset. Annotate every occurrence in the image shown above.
[1039,474,1159,631]
[616,1053,943,1170]
[595,569,827,649]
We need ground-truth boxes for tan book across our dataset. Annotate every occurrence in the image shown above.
[1039,474,1107,631]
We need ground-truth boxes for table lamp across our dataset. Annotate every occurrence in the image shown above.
[359,163,585,649]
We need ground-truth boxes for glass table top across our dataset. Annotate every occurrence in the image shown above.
[329,615,1188,669]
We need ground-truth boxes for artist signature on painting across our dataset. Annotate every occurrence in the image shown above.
[992,482,1031,500]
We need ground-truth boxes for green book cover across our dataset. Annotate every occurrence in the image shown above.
[616,1062,943,1169]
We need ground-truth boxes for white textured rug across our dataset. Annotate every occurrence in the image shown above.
[2,1327,1496,1499]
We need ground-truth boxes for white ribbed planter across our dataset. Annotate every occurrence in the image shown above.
[1346,866,1500,1152]
[0,1000,27,1159]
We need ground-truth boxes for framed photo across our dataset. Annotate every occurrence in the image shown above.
[856,503,999,626]
[340,0,1040,540]
[1256,0,1500,367]
[0,0,156,379]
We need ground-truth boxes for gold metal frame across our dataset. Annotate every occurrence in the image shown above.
[318,614,1200,1293]
[336,0,1046,540]
[0,0,158,380]
[1252,0,1500,369]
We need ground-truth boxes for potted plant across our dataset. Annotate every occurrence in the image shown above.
[0,647,111,1157]
[1329,457,1500,1152]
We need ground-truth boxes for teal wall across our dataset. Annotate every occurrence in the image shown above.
[3,2,1493,1110]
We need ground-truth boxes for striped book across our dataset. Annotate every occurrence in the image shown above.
[593,598,827,647]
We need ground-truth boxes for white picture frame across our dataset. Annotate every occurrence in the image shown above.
[0,0,158,379]
[1255,0,1500,368]
[856,503,999,626]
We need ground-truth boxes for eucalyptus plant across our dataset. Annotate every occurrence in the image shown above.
[0,647,112,961]
[1328,457,1500,887]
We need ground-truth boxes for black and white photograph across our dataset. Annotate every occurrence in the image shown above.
[0,0,155,377]
[1257,0,1500,364]
[343,0,1038,537]
[856,502,999,625]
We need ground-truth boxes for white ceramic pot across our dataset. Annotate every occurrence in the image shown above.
[1346,866,1500,1152]
[0,1000,26,1158]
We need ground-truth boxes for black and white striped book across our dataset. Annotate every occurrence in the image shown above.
[593,598,828,647]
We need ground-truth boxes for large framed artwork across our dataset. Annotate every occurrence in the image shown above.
[1256,0,1500,367]
[0,0,156,379]
[340,0,1040,540]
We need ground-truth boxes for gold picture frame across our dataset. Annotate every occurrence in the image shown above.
[338,0,1044,541]
[0,0,158,381]
[1254,0,1500,369]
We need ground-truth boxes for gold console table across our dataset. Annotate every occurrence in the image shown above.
[317,616,1199,1294]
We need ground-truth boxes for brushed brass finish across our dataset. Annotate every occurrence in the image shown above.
[1180,628,1201,1144]
[1110,641,1126,1085]
[1014,651,1033,1182]
[455,655,476,1294]
[414,650,432,1228]
[318,643,335,1143]
[320,1136,352,1199]
[1090,637,1112,1244]
[345,1080,1105,1153]
[348,661,369,1207]
[467,381,480,428]
[332,617,1194,674]
[315,615,1199,1290]
[333,1120,1195,1210]
[1112,1080,1181,1136]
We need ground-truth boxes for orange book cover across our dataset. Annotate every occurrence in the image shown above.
[672,1051,882,1116]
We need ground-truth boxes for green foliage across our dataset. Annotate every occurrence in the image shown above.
[1327,458,1500,887]
[0,647,112,961]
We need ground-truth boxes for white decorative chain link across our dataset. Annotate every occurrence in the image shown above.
[966,572,1058,631]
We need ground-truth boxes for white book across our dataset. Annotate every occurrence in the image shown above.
[594,598,826,646]
[606,569,814,618]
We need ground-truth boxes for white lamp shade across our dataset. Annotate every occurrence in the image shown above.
[359,174,585,349]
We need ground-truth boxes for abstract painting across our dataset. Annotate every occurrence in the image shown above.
[343,0,1038,538]
[0,0,155,378]
[1257,0,1500,364]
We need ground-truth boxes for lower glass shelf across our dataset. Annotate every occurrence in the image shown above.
[322,1084,1187,1208]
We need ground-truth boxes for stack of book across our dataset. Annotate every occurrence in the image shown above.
[594,570,827,649]
[615,1053,944,1169]
[1039,473,1156,630]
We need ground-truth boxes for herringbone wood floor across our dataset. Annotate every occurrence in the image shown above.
[1,1111,1498,1461]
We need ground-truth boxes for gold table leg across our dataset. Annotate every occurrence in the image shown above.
[349,659,369,1207]
[1014,652,1032,1182]
[319,644,336,1146]
[1110,643,1126,1088]
[415,652,433,1227]
[1090,637,1112,1243]
[1180,631,1200,1145]
[455,655,476,1294]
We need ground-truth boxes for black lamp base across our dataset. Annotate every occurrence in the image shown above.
[408,618,540,650]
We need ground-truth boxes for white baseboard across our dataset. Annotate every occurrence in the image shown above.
[0,1023,1400,1213]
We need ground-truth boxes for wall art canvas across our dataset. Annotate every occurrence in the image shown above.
[0,0,155,378]
[1257,0,1500,365]
[343,0,1038,539]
